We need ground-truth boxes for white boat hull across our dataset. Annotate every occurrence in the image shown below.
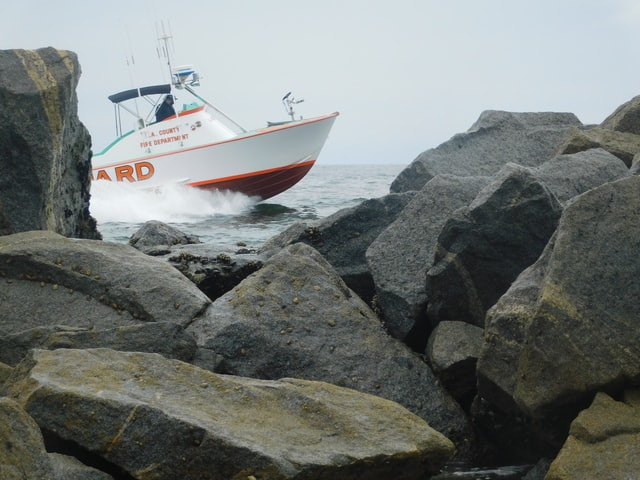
[92,109,338,200]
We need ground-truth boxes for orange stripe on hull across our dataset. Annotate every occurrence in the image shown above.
[191,160,315,200]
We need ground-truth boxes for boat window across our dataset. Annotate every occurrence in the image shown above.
[182,102,200,112]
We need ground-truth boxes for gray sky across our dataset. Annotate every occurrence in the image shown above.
[3,1,640,164]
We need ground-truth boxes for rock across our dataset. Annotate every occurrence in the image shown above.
[187,242,474,456]
[0,397,56,480]
[261,192,415,304]
[522,458,551,480]
[555,127,640,167]
[0,361,12,386]
[425,321,484,408]
[426,163,562,327]
[600,94,640,134]
[49,453,114,480]
[0,48,99,239]
[0,322,197,367]
[366,175,490,346]
[477,176,640,442]
[129,220,201,254]
[535,148,630,204]
[163,243,264,301]
[545,392,640,480]
[4,348,455,479]
[390,111,581,193]
[0,231,211,335]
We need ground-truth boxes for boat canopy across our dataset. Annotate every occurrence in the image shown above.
[108,84,172,104]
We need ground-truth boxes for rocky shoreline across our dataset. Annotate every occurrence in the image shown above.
[1,47,639,479]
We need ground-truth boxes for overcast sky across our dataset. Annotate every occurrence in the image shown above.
[3,1,640,165]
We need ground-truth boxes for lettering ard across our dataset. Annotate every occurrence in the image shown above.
[93,161,155,183]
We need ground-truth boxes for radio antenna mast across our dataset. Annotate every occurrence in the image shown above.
[156,20,175,83]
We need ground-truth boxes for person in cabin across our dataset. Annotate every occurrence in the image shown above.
[155,94,176,122]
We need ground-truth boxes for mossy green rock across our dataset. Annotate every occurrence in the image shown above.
[3,348,454,480]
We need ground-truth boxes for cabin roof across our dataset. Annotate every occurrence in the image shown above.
[108,84,172,104]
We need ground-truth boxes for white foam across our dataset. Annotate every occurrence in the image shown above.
[89,181,257,224]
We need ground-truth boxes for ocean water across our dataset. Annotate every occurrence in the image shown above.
[90,163,407,246]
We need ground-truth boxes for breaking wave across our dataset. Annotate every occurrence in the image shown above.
[89,181,258,224]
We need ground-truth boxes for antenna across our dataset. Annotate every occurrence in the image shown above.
[124,25,141,121]
[156,21,175,83]
[282,92,304,121]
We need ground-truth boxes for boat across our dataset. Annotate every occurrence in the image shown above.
[91,63,338,200]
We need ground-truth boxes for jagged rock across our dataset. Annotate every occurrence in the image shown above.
[426,163,562,327]
[0,231,211,335]
[187,242,474,456]
[49,453,114,480]
[555,126,640,167]
[129,220,201,254]
[163,243,264,301]
[477,176,640,446]
[4,348,455,480]
[260,193,415,304]
[0,322,197,367]
[366,175,490,346]
[0,397,55,480]
[545,392,640,480]
[390,111,581,193]
[600,94,640,135]
[425,321,484,407]
[534,148,630,204]
[0,48,99,239]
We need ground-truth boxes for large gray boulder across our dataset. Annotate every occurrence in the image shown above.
[477,175,640,433]
[0,397,55,480]
[4,348,455,480]
[0,230,211,335]
[0,48,99,239]
[261,192,415,303]
[426,163,562,327]
[534,148,630,204]
[546,391,640,480]
[366,175,490,346]
[129,219,201,255]
[187,242,474,455]
[600,94,640,134]
[391,111,581,193]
